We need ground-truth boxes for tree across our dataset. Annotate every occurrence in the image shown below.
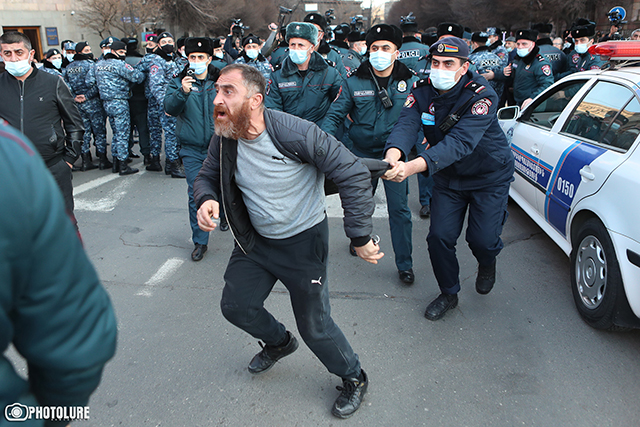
[77,0,163,39]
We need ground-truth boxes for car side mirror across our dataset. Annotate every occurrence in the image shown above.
[497,106,520,121]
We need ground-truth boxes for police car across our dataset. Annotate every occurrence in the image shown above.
[497,41,640,330]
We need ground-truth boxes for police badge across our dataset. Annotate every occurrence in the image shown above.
[397,80,407,92]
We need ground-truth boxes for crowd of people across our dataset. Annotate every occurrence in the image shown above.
[1,12,637,422]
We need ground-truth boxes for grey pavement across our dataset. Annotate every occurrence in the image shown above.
[9,158,640,426]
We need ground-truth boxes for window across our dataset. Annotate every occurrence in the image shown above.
[520,80,588,129]
[600,97,640,150]
[562,81,634,148]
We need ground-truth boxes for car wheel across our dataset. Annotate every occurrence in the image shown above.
[570,218,624,330]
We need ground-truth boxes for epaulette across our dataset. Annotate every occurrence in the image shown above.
[346,67,357,78]
[537,54,545,61]
[413,78,429,89]
[272,63,282,72]
[464,80,486,94]
[325,59,336,67]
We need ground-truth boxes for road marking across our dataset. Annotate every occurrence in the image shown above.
[326,187,389,218]
[73,173,121,196]
[136,257,185,297]
[75,171,146,212]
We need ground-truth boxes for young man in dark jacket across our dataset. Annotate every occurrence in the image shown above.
[165,37,226,262]
[193,64,384,419]
[0,31,83,227]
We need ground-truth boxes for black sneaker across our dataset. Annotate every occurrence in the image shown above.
[219,219,229,232]
[247,331,298,374]
[331,369,368,419]
[476,260,496,295]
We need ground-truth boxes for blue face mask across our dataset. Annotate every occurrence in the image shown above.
[51,58,63,69]
[5,59,31,77]
[359,46,367,56]
[517,47,531,57]
[189,61,208,75]
[369,51,394,71]
[245,49,259,60]
[66,53,75,62]
[575,43,588,54]
[430,66,462,91]
[289,48,309,65]
[506,47,513,53]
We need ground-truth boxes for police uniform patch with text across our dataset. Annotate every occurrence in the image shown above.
[541,64,551,76]
[125,63,134,71]
[471,98,492,115]
[354,90,375,97]
[404,93,416,108]
[397,80,407,92]
[421,112,435,125]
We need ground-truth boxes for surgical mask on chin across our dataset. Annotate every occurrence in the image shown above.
[430,67,462,91]
[51,58,63,69]
[245,49,259,60]
[486,40,491,47]
[369,51,394,71]
[5,59,31,77]
[289,48,309,65]
[189,61,208,75]
[506,47,513,53]
[575,43,588,54]
[214,52,224,59]
[517,47,531,57]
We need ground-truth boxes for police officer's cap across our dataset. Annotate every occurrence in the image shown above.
[422,32,438,46]
[429,36,469,60]
[60,40,73,48]
[400,20,419,34]
[463,27,472,40]
[515,29,538,42]
[471,32,488,43]
[110,40,127,51]
[177,37,187,49]
[365,24,403,49]
[242,34,261,47]
[572,19,596,38]
[212,38,222,50]
[185,37,213,56]
[157,32,174,44]
[304,13,327,30]
[125,38,139,49]
[506,36,516,42]
[437,22,464,39]
[74,42,89,53]
[100,36,119,48]
[286,22,318,45]
[532,23,553,34]
[147,35,158,44]
[64,42,77,51]
[347,31,366,43]
[333,24,351,39]
[44,48,61,59]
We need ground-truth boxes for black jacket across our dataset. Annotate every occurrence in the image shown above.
[0,66,83,166]
[193,109,388,253]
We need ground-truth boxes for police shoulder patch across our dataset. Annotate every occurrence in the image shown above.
[403,93,416,108]
[590,65,601,70]
[471,98,492,115]
[537,54,545,61]
[541,64,551,76]
[125,63,134,70]
[272,63,282,72]
[325,59,336,67]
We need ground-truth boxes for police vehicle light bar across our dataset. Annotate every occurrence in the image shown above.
[589,41,640,60]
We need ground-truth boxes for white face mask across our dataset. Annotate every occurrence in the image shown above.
[575,43,588,54]
[517,47,531,57]
[369,51,394,71]
[245,49,259,60]
[430,66,463,91]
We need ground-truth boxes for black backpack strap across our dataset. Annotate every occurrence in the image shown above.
[437,80,487,134]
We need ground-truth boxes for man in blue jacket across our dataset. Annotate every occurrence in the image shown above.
[165,37,227,262]
[383,37,514,321]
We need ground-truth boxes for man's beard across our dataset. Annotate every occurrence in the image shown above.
[214,100,252,140]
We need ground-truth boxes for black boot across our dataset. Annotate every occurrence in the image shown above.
[143,155,151,165]
[167,160,186,178]
[80,152,98,171]
[119,160,139,175]
[145,155,162,172]
[111,158,120,173]
[476,259,497,295]
[165,159,171,175]
[97,152,112,170]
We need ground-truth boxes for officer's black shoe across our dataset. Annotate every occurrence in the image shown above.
[248,331,298,375]
[167,160,186,178]
[129,150,140,158]
[80,152,98,171]
[419,205,431,218]
[146,156,162,172]
[165,159,171,175]
[476,259,497,295]
[191,244,207,262]
[143,155,151,165]
[398,269,415,285]
[111,159,120,173]
[97,152,112,170]
[119,161,139,176]
[219,219,229,232]
[424,293,458,321]
[349,243,357,257]
[331,369,368,419]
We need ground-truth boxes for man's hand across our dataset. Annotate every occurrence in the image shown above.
[481,70,495,80]
[74,95,86,103]
[354,238,384,264]
[522,98,533,109]
[66,161,73,169]
[197,200,220,232]
[503,64,512,77]
[388,157,428,183]
[182,75,195,93]
[268,22,278,31]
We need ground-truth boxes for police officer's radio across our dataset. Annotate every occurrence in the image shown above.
[368,67,393,109]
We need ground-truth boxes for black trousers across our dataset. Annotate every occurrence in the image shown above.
[128,98,150,156]
[221,217,361,379]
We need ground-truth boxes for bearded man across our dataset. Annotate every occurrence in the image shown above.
[193,64,385,418]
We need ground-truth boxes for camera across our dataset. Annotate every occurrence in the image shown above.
[607,6,627,26]
[5,403,29,421]
[325,8,336,25]
[231,19,249,37]
[278,6,293,34]
[350,15,364,31]
[186,68,195,78]
[400,12,416,25]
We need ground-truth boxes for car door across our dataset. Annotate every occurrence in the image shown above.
[535,79,640,238]
[505,79,591,214]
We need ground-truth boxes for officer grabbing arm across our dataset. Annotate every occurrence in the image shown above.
[383,37,514,321]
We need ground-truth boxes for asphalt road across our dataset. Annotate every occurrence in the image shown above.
[9,158,640,426]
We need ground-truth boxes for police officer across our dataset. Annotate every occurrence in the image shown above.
[415,22,468,78]
[329,23,351,57]
[165,37,226,262]
[398,16,429,73]
[269,28,290,67]
[266,22,342,125]
[41,48,64,77]
[342,31,367,74]
[64,41,110,171]
[98,36,119,60]
[504,29,554,108]
[94,40,145,175]
[558,19,604,79]
[532,23,567,78]
[383,37,515,320]
[60,39,75,68]
[148,31,185,177]
[234,34,273,81]
[211,38,233,70]
[137,35,163,167]
[304,13,348,77]
[486,27,509,65]
[469,32,504,98]
[322,24,419,284]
